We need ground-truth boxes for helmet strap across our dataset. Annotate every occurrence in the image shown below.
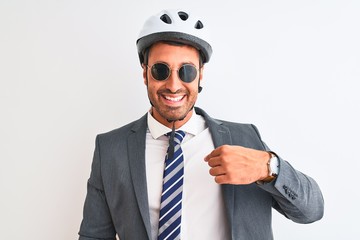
[167,121,176,159]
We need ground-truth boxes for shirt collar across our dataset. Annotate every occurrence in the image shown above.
[147,109,206,140]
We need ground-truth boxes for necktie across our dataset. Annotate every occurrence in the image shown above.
[158,130,186,240]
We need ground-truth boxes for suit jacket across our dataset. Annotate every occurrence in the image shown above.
[79,107,324,240]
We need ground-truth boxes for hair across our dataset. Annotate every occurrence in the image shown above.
[142,41,204,67]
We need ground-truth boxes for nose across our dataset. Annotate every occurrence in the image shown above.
[165,70,183,93]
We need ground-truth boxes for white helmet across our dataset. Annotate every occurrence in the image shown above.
[136,9,212,65]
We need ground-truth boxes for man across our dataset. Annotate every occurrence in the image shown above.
[79,9,324,240]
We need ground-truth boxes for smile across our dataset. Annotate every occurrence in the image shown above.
[162,95,185,102]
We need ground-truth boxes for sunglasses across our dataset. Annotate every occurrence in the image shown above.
[147,62,199,83]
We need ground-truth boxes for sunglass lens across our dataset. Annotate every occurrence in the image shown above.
[179,64,197,83]
[151,63,169,81]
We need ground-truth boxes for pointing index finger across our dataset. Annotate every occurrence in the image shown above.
[204,146,223,161]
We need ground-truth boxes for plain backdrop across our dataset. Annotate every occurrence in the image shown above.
[1,0,359,239]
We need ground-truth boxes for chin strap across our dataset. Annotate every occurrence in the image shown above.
[168,121,176,159]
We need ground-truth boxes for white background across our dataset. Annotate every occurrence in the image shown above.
[1,0,359,239]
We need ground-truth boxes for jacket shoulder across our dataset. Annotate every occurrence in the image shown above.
[96,114,147,143]
[217,118,261,136]
[195,107,265,149]
[216,119,266,150]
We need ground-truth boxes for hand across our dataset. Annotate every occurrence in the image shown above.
[204,145,270,184]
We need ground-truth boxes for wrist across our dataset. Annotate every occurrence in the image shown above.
[258,152,279,184]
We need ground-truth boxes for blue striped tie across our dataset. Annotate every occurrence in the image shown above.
[158,130,185,240]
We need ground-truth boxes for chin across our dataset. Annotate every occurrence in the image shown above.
[162,111,189,122]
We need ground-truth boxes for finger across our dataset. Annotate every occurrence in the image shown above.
[214,175,229,184]
[209,166,226,176]
[204,146,227,161]
[206,156,222,167]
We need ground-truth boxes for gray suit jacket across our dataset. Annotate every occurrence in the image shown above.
[79,107,324,240]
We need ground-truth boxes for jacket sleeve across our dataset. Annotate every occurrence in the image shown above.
[251,125,325,224]
[78,135,117,240]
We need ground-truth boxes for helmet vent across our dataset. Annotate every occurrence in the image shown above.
[194,20,203,29]
[160,14,172,24]
[178,11,189,21]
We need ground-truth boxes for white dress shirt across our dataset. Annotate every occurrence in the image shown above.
[145,110,230,240]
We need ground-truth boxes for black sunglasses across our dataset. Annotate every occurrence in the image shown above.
[147,62,199,83]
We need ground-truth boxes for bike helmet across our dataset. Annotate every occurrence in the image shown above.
[136,9,212,65]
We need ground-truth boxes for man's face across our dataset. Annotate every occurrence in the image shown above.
[143,42,203,127]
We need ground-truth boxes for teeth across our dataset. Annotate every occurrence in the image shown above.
[164,95,183,102]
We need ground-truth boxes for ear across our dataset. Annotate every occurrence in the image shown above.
[142,64,147,85]
[199,66,204,82]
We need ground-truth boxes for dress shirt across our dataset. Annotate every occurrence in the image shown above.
[146,109,230,240]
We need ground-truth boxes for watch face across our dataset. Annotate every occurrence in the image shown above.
[269,156,279,175]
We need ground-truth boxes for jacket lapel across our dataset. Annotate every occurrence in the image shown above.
[127,108,236,239]
[127,114,152,239]
[195,107,235,234]
[195,107,232,148]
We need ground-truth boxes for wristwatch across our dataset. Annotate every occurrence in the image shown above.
[268,153,279,176]
[260,152,279,183]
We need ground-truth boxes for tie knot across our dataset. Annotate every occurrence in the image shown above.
[166,130,185,145]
